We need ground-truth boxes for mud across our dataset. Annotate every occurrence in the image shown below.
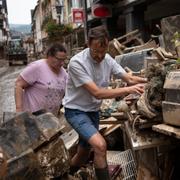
[0,59,24,121]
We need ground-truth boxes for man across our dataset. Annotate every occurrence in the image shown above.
[63,26,146,180]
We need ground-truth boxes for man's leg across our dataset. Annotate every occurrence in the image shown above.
[65,108,109,179]
[88,132,110,180]
[70,145,91,174]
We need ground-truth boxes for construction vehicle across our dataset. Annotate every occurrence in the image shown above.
[6,38,28,66]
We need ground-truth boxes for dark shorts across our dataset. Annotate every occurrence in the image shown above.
[64,108,99,148]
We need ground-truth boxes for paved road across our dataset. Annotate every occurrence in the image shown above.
[0,61,24,121]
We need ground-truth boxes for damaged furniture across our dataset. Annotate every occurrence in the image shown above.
[0,111,69,179]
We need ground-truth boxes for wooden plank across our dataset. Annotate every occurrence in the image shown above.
[111,112,126,120]
[116,0,146,8]
[102,124,122,136]
[100,116,126,125]
[152,124,180,139]
[100,120,123,125]
[117,29,139,41]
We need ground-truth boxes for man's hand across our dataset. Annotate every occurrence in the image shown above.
[122,73,148,85]
[126,83,145,95]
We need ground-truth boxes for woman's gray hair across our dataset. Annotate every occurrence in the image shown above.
[46,43,66,57]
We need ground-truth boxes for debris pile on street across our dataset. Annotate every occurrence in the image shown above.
[0,111,69,179]
[0,12,180,180]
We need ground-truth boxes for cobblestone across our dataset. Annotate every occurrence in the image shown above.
[0,60,24,121]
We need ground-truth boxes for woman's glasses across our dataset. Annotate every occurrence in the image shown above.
[54,55,67,62]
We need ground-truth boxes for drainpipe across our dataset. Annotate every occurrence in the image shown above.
[83,0,88,43]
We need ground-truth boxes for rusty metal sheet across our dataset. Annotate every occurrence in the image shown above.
[4,149,44,180]
[0,111,66,159]
[0,111,69,178]
[35,112,65,141]
[0,112,43,159]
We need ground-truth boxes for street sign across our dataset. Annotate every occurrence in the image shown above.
[92,4,112,18]
[72,8,84,23]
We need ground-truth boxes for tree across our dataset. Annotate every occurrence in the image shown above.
[43,19,73,42]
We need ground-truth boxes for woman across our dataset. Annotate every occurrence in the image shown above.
[15,43,68,116]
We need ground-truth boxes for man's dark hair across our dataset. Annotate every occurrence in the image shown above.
[88,26,109,46]
[46,43,66,57]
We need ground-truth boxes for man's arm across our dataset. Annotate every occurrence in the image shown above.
[83,81,145,99]
[121,73,147,85]
[15,76,30,112]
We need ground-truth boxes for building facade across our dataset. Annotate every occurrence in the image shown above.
[0,0,9,58]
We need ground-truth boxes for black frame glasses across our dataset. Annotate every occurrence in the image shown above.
[54,55,67,62]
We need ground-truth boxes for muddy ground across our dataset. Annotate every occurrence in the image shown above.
[0,59,25,121]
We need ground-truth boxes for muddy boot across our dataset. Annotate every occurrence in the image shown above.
[69,166,80,175]
[95,167,110,180]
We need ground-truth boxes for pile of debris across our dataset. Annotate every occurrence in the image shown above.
[0,111,70,179]
[99,15,180,179]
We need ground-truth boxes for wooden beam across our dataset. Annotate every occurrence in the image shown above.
[152,124,180,139]
[115,0,146,8]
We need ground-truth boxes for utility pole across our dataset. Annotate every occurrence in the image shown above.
[83,0,88,43]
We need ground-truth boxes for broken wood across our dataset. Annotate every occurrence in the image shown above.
[117,29,139,41]
[101,124,122,136]
[100,120,123,125]
[131,40,157,52]
[152,124,180,139]
[111,112,126,119]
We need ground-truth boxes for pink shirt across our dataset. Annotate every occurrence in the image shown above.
[20,59,67,115]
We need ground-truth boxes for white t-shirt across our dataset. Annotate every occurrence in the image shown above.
[63,48,126,111]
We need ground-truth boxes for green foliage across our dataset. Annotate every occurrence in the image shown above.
[173,32,180,40]
[172,31,180,47]
[44,21,73,42]
[177,58,180,64]
[41,15,53,29]
[172,32,180,63]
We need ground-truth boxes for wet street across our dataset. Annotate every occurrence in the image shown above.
[0,60,24,120]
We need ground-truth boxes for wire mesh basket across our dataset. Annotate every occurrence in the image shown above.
[107,149,137,180]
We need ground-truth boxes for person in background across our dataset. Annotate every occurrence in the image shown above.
[63,26,147,180]
[15,43,67,116]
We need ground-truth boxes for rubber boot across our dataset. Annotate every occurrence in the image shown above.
[69,166,80,175]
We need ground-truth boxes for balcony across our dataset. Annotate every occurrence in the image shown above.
[0,13,3,20]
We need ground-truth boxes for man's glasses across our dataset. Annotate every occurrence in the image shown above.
[90,48,107,56]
